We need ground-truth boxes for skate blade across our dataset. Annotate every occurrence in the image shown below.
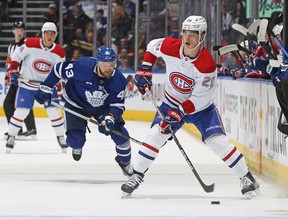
[121,192,132,199]
[16,135,37,141]
[6,148,12,154]
[243,188,261,199]
[61,148,68,153]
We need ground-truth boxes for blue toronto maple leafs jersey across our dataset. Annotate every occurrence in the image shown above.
[43,57,127,118]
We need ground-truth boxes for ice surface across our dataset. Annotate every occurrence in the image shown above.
[0,117,287,219]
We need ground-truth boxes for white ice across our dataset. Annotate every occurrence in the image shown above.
[0,117,288,219]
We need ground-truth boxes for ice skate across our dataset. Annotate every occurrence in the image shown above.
[240,171,260,199]
[6,135,15,153]
[121,171,144,198]
[17,129,37,141]
[72,149,82,161]
[57,136,68,153]
[115,156,133,177]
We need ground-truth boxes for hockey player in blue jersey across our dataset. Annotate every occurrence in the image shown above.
[35,46,133,177]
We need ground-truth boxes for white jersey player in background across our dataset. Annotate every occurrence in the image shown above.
[5,22,68,153]
[121,15,260,198]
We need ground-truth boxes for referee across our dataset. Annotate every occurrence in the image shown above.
[3,21,37,140]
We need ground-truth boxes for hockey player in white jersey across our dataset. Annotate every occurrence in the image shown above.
[5,22,68,153]
[121,15,260,198]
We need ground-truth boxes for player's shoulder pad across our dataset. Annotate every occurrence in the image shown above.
[25,37,41,49]
[113,69,128,84]
[160,36,182,58]
[51,44,66,58]
[75,57,97,70]
[193,48,216,73]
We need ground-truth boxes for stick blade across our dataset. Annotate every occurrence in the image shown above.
[203,183,215,193]
[232,23,248,36]
[258,19,268,43]
[218,44,238,55]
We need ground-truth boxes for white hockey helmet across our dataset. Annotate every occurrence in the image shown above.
[182,15,207,35]
[41,22,57,36]
[182,15,207,50]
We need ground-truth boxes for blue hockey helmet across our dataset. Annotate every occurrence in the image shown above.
[96,46,116,62]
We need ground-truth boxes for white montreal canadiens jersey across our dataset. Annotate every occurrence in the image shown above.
[12,37,66,90]
[146,37,217,114]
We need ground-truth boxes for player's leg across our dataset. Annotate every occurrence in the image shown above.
[64,106,87,161]
[22,109,37,140]
[45,105,67,152]
[44,87,67,152]
[3,85,24,138]
[190,104,260,198]
[121,103,184,194]
[6,87,34,152]
[109,117,133,177]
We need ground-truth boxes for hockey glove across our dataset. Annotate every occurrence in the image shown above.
[99,113,115,136]
[134,65,152,95]
[35,83,54,105]
[7,67,19,86]
[159,108,182,134]
[269,61,288,87]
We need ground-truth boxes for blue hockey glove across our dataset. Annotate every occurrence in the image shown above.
[98,113,115,136]
[270,60,288,87]
[9,72,20,86]
[134,65,152,95]
[159,108,182,134]
[35,84,53,105]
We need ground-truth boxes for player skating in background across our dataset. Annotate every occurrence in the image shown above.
[5,22,67,153]
[121,15,260,198]
[4,21,37,140]
[35,46,133,177]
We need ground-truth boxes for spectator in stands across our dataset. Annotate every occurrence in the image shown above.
[111,5,131,46]
[96,9,107,31]
[168,16,180,38]
[221,4,233,42]
[123,0,135,29]
[72,3,92,39]
[71,48,83,61]
[138,1,148,49]
[118,57,133,71]
[149,16,165,41]
[43,3,59,25]
[231,1,247,44]
[99,32,118,56]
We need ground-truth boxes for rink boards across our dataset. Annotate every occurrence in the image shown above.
[0,70,287,191]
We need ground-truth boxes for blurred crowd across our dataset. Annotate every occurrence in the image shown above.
[1,0,286,76]
[43,0,174,71]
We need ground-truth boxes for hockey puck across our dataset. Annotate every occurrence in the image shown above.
[211,201,220,204]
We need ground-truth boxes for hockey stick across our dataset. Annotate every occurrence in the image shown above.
[50,101,144,146]
[267,25,288,59]
[145,88,215,193]
[19,78,42,83]
[232,23,248,36]
[258,19,277,60]
[218,44,247,68]
[213,44,252,55]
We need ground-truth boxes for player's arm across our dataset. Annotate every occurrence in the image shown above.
[134,38,164,95]
[35,61,75,104]
[99,78,126,134]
